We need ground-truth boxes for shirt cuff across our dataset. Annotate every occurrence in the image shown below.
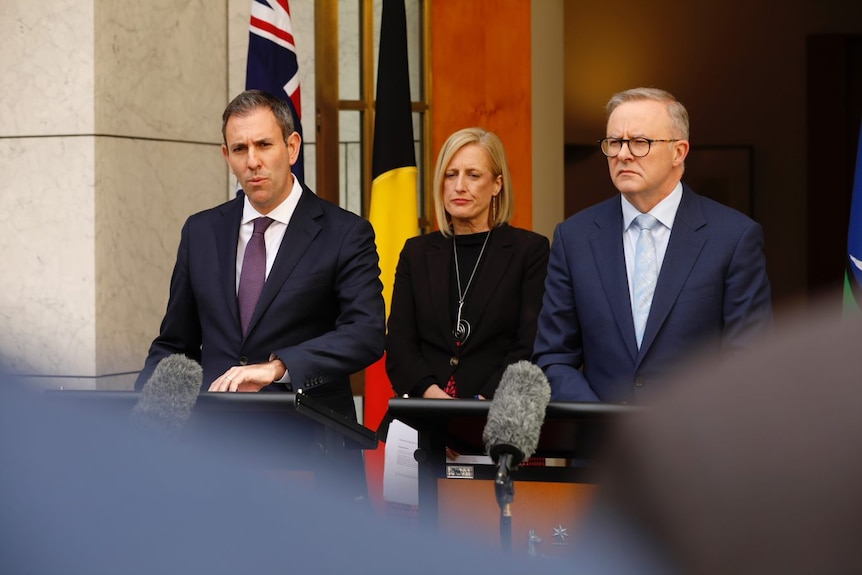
[268,353,291,384]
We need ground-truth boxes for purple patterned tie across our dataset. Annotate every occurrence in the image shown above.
[238,216,273,335]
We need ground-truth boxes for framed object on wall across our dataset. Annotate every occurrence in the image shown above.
[685,145,755,218]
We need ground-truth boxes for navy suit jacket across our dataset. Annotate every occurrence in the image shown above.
[532,184,772,403]
[135,186,385,419]
[386,224,549,399]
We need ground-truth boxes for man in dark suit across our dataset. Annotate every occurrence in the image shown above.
[532,87,772,402]
[136,90,385,421]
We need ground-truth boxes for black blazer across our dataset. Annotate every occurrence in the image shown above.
[386,224,549,399]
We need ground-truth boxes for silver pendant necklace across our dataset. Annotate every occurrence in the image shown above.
[453,230,491,342]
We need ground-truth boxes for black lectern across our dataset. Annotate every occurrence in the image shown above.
[387,398,635,530]
[43,391,377,492]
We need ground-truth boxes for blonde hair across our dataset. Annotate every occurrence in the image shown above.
[432,127,514,237]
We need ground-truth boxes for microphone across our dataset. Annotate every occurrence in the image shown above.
[482,360,551,483]
[482,360,551,552]
[130,354,202,436]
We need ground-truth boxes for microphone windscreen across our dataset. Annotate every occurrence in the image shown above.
[482,360,551,461]
[130,354,202,435]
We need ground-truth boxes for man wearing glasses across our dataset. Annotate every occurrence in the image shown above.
[533,87,772,403]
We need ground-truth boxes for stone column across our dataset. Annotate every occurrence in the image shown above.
[0,0,229,389]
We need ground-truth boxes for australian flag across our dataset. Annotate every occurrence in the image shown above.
[246,0,305,183]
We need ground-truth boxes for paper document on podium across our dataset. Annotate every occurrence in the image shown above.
[383,418,419,506]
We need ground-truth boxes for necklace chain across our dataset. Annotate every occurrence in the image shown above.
[453,231,491,339]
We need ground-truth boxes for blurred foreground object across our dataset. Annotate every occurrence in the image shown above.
[577,306,862,574]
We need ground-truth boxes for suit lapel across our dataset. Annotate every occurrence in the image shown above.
[215,198,244,333]
[245,187,323,339]
[589,200,639,362]
[638,187,707,359]
[427,233,456,351]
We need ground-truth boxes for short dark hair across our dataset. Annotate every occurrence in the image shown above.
[221,90,296,145]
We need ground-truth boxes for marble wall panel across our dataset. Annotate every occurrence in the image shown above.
[0,0,95,136]
[0,137,97,376]
[94,137,227,381]
[228,0,252,102]
[94,0,227,143]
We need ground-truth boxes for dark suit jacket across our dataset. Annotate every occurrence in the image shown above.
[386,224,549,399]
[532,184,772,403]
[135,186,385,419]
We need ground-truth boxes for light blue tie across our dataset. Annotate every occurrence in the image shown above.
[632,214,660,348]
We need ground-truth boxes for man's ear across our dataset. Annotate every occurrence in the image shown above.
[672,140,690,167]
[286,131,302,166]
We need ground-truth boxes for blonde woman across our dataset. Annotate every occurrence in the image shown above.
[386,128,549,399]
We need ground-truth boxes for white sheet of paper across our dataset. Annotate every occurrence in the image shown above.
[382,419,419,506]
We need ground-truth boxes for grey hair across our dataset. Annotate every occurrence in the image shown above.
[606,87,690,140]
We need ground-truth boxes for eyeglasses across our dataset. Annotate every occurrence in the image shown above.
[598,137,680,158]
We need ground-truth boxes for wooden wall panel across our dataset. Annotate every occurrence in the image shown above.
[430,0,533,230]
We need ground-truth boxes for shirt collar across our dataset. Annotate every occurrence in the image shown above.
[621,181,684,231]
[241,176,303,225]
